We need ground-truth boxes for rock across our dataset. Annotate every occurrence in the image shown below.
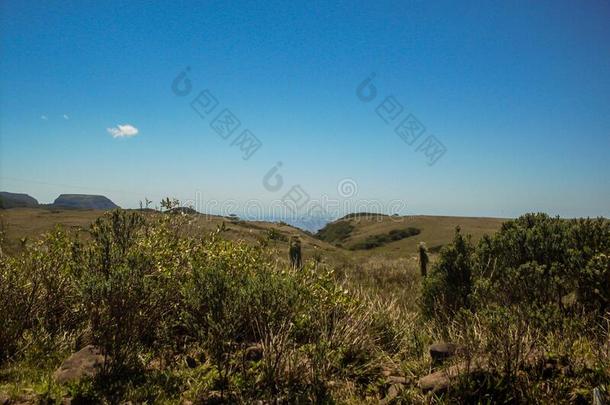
[0,393,10,405]
[53,345,105,384]
[244,344,263,362]
[419,369,452,394]
[429,342,457,366]
[419,358,486,394]
[380,384,402,404]
[386,375,407,385]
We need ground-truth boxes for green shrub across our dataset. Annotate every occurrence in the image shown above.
[421,227,474,320]
[0,229,82,361]
[0,255,34,362]
[81,211,178,375]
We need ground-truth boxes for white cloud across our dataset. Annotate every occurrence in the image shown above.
[63,114,69,120]
[40,115,48,120]
[107,124,139,138]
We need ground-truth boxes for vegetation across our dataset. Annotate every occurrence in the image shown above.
[314,220,354,244]
[421,214,610,402]
[1,210,609,403]
[0,210,409,403]
[349,227,421,250]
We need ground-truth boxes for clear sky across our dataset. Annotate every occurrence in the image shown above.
[1,0,609,219]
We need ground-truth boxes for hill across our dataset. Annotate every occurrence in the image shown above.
[316,213,506,258]
[51,194,119,210]
[0,208,345,263]
[0,208,506,263]
[0,192,39,209]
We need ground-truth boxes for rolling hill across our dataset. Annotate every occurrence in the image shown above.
[0,207,506,262]
[316,213,506,258]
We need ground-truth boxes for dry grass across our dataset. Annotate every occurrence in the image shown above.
[335,215,505,258]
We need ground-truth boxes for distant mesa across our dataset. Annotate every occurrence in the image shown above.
[0,191,39,208]
[52,194,119,210]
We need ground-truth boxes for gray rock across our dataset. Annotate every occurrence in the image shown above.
[386,375,407,385]
[429,342,457,366]
[419,358,486,394]
[53,345,105,384]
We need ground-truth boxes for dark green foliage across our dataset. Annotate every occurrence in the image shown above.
[423,214,610,324]
[421,227,474,319]
[578,253,610,312]
[315,220,354,243]
[349,227,421,250]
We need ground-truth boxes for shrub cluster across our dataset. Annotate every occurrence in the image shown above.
[422,214,610,402]
[0,210,404,403]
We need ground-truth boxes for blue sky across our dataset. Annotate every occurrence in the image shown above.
[1,0,609,218]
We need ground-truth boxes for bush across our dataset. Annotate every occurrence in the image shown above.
[81,211,180,374]
[0,229,82,362]
[421,227,474,319]
[0,254,34,362]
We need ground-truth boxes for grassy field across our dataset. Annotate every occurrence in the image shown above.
[0,208,505,261]
[317,214,505,258]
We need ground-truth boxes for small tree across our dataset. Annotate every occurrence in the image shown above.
[289,236,302,269]
[421,227,474,320]
[418,242,429,278]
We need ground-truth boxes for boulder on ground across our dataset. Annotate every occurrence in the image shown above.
[53,345,105,384]
[429,342,457,366]
[244,344,263,362]
[419,358,486,394]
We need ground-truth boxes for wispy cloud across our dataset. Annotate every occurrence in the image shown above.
[107,124,139,138]
[63,114,69,120]
[40,115,48,120]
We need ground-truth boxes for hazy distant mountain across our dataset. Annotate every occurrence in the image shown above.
[0,191,39,208]
[52,194,119,210]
